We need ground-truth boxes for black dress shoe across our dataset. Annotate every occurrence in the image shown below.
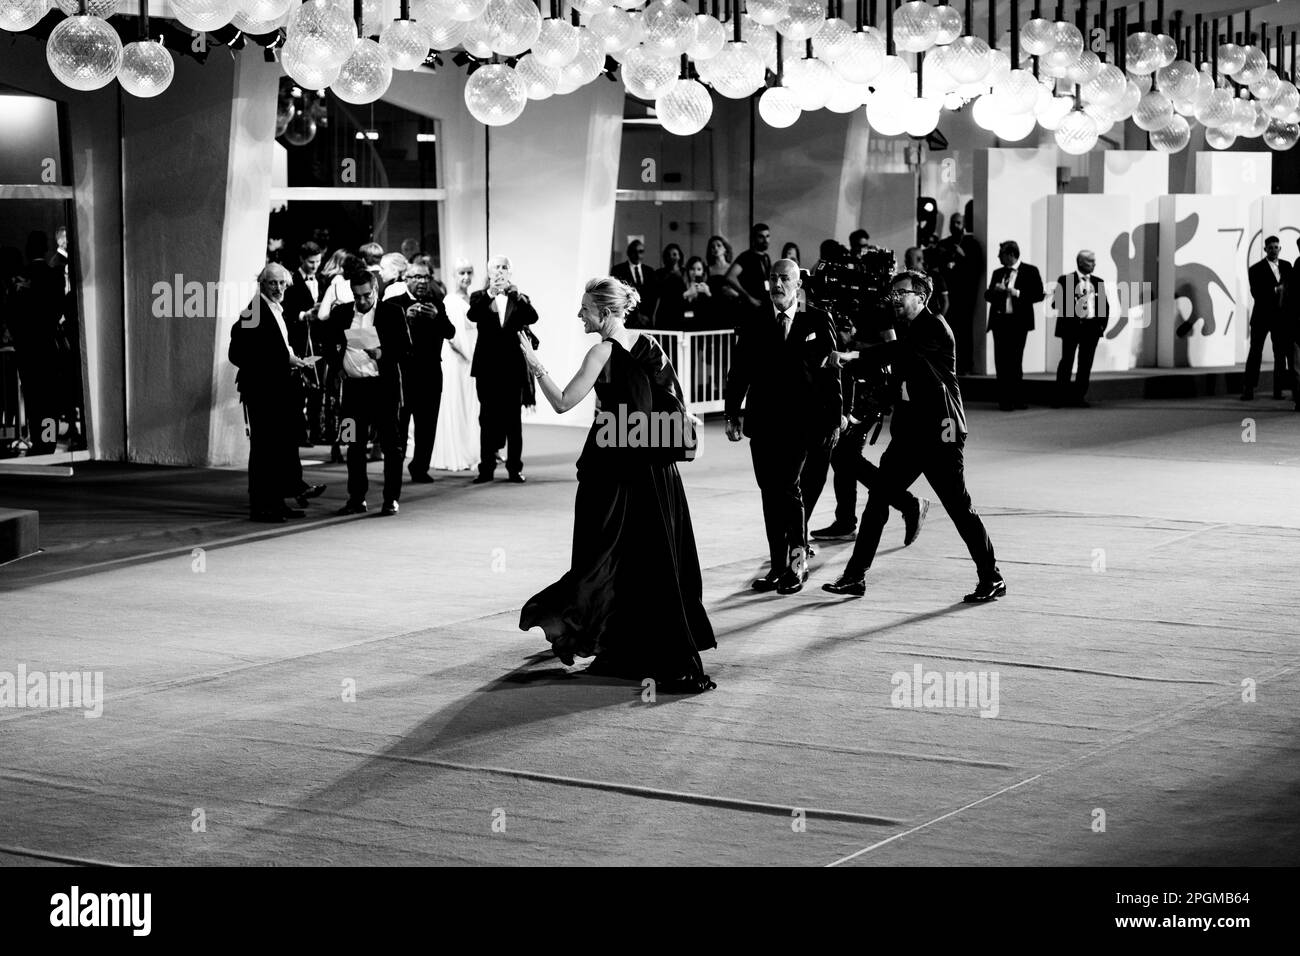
[407,468,435,483]
[811,521,857,541]
[507,472,526,483]
[822,574,866,596]
[751,570,782,592]
[250,510,287,523]
[380,500,399,516]
[963,576,1007,603]
[297,484,326,500]
[657,673,717,693]
[776,547,808,594]
[471,473,494,484]
[903,497,931,547]
[335,499,367,515]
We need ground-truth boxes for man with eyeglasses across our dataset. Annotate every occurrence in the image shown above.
[824,270,1004,603]
[725,258,842,595]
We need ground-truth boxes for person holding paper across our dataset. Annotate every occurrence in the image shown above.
[326,266,412,516]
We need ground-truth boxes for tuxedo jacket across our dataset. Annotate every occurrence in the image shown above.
[1051,273,1110,339]
[324,300,412,408]
[282,271,325,354]
[467,287,539,383]
[228,295,297,404]
[1248,258,1292,326]
[724,304,841,440]
[610,260,657,323]
[985,263,1045,333]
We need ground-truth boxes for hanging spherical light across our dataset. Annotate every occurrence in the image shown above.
[1038,47,1075,78]
[421,13,469,50]
[571,0,612,13]
[871,54,911,97]
[747,0,789,27]
[46,14,122,92]
[785,55,835,110]
[944,35,990,84]
[588,7,639,52]
[1081,63,1125,106]
[1146,112,1189,151]
[286,1,357,68]
[970,93,1003,131]
[1036,94,1074,130]
[1132,90,1173,130]
[900,94,940,136]
[622,45,679,99]
[1225,97,1256,135]
[1236,46,1268,86]
[1264,82,1300,120]
[1112,79,1142,118]
[1194,87,1234,128]
[440,0,489,22]
[686,15,725,60]
[1250,70,1282,101]
[933,4,962,45]
[656,76,713,135]
[1,0,49,32]
[512,53,559,100]
[1127,71,1152,93]
[1153,33,1177,69]
[533,17,580,68]
[995,68,1040,114]
[563,29,606,85]
[613,0,643,7]
[232,5,290,35]
[641,0,696,57]
[53,0,115,16]
[814,16,854,59]
[464,62,526,125]
[758,85,801,127]
[1216,43,1245,76]
[1019,17,1055,56]
[234,0,292,22]
[866,95,909,135]
[461,18,495,58]
[993,108,1036,141]
[742,15,779,69]
[1066,50,1102,84]
[824,79,869,112]
[283,108,317,145]
[379,19,432,70]
[331,37,392,104]
[922,48,956,97]
[707,40,766,98]
[1051,21,1084,52]
[1125,32,1161,74]
[777,0,824,42]
[1055,110,1098,154]
[486,0,542,56]
[1263,119,1300,150]
[282,34,343,89]
[1243,101,1271,138]
[830,27,886,83]
[1083,102,1116,137]
[1204,125,1236,149]
[1154,60,1197,101]
[892,0,938,54]
[116,38,174,98]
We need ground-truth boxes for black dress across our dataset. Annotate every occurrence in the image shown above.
[519,335,716,692]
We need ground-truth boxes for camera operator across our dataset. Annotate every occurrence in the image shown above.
[822,270,1005,603]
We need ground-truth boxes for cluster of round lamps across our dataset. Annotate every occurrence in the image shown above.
[2,0,1298,151]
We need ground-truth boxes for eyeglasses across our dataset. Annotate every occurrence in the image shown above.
[885,289,917,300]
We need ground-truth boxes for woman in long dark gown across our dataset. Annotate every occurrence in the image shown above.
[517,277,716,694]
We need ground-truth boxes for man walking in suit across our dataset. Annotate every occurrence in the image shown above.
[282,241,326,444]
[611,240,656,327]
[468,255,539,483]
[228,263,326,522]
[327,266,411,516]
[823,270,1003,603]
[401,256,456,483]
[1052,250,1110,408]
[985,240,1045,411]
[1242,235,1294,401]
[725,258,842,595]
[938,212,983,375]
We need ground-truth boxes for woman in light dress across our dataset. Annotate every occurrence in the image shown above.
[432,259,480,472]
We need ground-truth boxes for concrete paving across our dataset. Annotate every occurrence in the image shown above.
[1,395,1298,866]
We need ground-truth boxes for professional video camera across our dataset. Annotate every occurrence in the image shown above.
[802,246,898,442]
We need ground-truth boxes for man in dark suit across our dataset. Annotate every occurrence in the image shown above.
[282,241,326,443]
[985,240,1045,411]
[228,263,326,522]
[725,258,841,595]
[824,270,1003,603]
[401,256,456,483]
[1242,235,1293,401]
[611,240,656,327]
[938,212,983,375]
[326,266,411,516]
[1290,239,1300,412]
[1052,249,1110,408]
[468,255,539,483]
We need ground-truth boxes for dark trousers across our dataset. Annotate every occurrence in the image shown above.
[341,377,404,504]
[477,377,522,476]
[1056,332,1099,403]
[950,297,975,376]
[1292,338,1300,406]
[750,430,827,573]
[403,370,444,475]
[830,421,871,526]
[798,429,838,522]
[846,433,997,579]
[992,324,1028,408]
[1244,321,1291,393]
[244,395,304,512]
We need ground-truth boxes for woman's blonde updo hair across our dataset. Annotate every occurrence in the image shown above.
[585,276,641,319]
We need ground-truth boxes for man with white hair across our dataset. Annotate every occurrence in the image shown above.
[467,255,539,483]
[1052,249,1110,408]
[228,263,326,522]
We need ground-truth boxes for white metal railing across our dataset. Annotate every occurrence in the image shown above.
[646,329,733,415]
